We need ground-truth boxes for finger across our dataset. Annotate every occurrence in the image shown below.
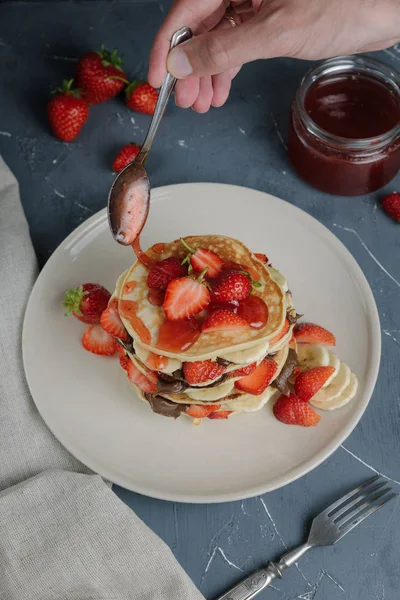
[192,76,214,113]
[211,72,232,107]
[148,1,226,88]
[167,17,269,78]
[174,75,200,108]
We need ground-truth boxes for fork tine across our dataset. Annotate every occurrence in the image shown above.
[324,475,380,516]
[337,493,397,538]
[331,481,387,521]
[335,487,392,526]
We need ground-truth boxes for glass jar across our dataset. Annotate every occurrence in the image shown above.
[288,56,400,196]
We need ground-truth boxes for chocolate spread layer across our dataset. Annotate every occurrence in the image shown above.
[272,348,298,396]
[143,393,186,418]
[157,368,229,390]
[116,337,135,355]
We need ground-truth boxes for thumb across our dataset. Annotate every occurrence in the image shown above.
[167,20,266,78]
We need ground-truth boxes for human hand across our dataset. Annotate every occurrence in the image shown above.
[148,0,400,113]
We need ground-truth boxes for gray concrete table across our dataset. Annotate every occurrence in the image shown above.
[1,1,399,598]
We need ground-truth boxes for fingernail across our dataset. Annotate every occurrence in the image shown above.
[167,47,193,78]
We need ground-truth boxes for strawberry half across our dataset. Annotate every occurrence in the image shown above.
[254,253,268,263]
[117,345,129,371]
[294,322,336,346]
[202,309,250,333]
[186,404,221,418]
[294,366,336,401]
[234,358,277,395]
[126,360,157,393]
[82,324,117,355]
[183,360,226,385]
[212,270,252,303]
[63,283,111,324]
[163,275,210,320]
[208,410,232,419]
[181,239,223,278]
[147,257,187,290]
[273,393,321,426]
[100,306,129,341]
[231,362,257,378]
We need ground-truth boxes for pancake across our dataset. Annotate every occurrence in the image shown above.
[117,235,287,361]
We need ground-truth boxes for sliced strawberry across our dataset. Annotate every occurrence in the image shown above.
[237,296,268,329]
[192,248,223,278]
[234,358,277,395]
[212,270,251,303]
[202,309,250,333]
[270,318,290,344]
[294,366,336,401]
[163,276,210,320]
[183,360,226,385]
[273,393,321,426]
[221,261,243,271]
[208,301,239,314]
[181,239,223,278]
[147,257,187,290]
[100,306,129,341]
[117,345,129,371]
[145,352,168,371]
[186,404,221,418]
[208,410,232,419]
[126,360,157,393]
[147,288,165,306]
[82,324,117,355]
[231,362,257,378]
[254,253,268,263]
[293,322,336,346]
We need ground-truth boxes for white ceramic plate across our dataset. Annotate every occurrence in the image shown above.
[23,183,380,503]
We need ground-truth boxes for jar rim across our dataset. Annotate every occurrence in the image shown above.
[295,55,400,152]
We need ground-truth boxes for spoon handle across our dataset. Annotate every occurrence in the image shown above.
[137,26,193,160]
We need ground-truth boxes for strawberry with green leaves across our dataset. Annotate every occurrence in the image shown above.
[63,283,111,324]
[47,79,89,142]
[125,81,159,115]
[76,47,127,105]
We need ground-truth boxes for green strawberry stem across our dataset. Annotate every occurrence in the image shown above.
[99,46,124,71]
[51,78,82,98]
[62,285,88,316]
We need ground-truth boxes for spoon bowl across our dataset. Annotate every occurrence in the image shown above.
[107,26,192,247]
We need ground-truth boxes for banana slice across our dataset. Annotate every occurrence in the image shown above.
[311,373,358,410]
[324,351,341,387]
[310,361,351,404]
[220,387,278,412]
[185,380,235,401]
[297,344,330,369]
[219,339,270,365]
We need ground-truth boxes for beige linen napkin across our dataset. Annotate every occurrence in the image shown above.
[0,157,205,600]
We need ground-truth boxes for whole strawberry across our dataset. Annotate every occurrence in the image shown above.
[126,81,158,115]
[382,192,400,222]
[63,283,111,324]
[112,143,141,172]
[47,79,89,142]
[76,47,127,105]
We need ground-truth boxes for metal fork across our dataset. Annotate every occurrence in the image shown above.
[216,476,397,600]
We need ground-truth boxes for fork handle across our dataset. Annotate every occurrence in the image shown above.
[214,543,311,600]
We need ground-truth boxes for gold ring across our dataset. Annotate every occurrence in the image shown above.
[224,9,237,28]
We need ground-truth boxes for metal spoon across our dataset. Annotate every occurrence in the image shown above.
[107,26,193,246]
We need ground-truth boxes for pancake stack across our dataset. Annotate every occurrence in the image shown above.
[111,235,300,424]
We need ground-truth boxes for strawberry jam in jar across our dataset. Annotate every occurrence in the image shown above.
[288,56,400,196]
